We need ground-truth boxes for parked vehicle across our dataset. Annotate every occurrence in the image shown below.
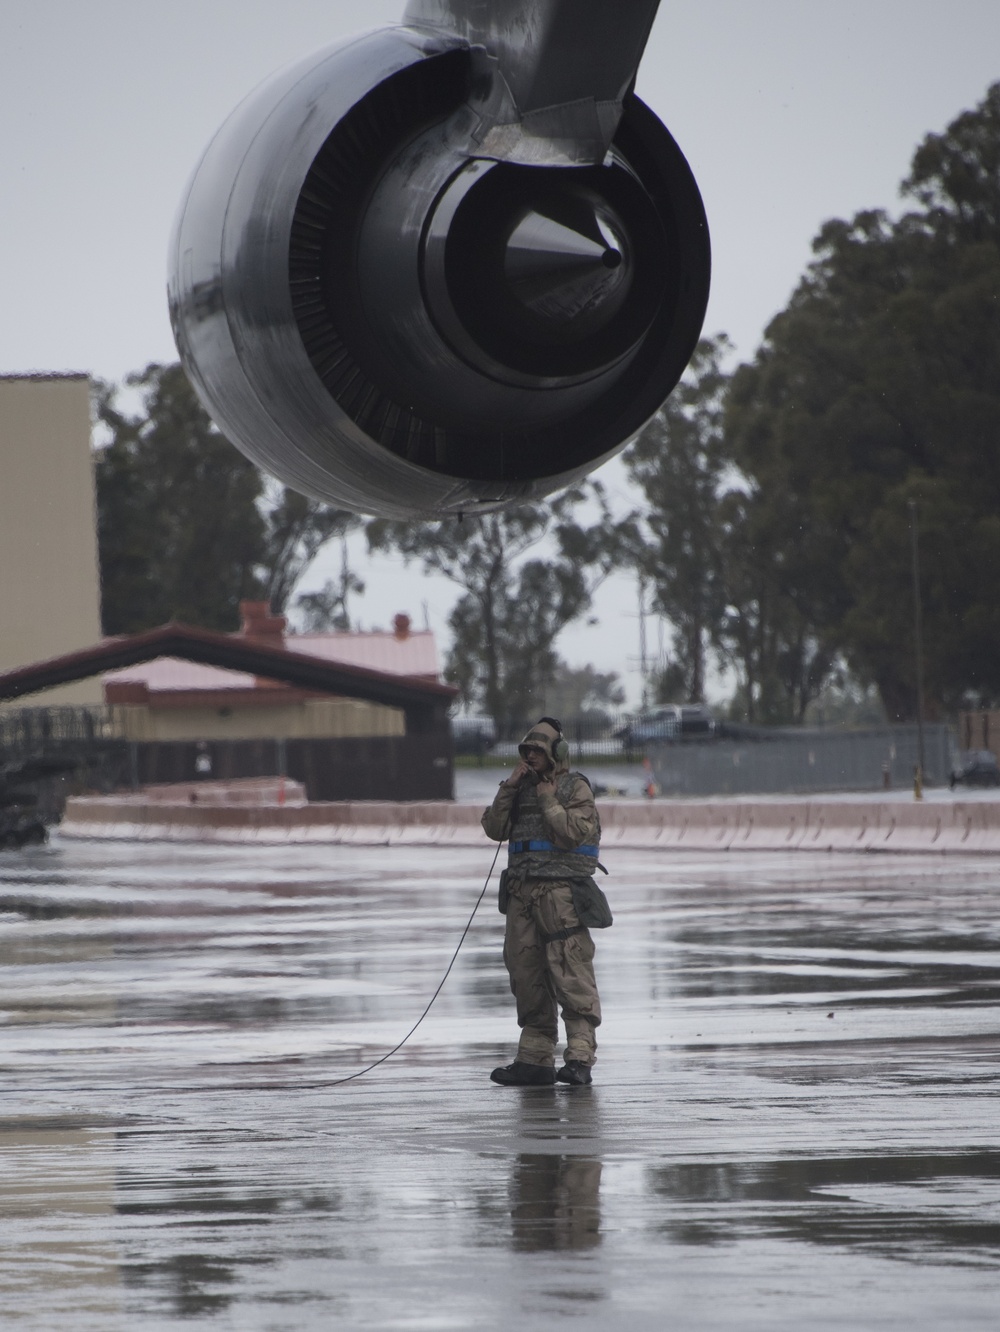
[615,704,715,750]
[949,750,1000,789]
[0,811,47,850]
[451,716,496,756]
[0,751,76,850]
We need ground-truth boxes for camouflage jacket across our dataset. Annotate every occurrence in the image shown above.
[482,771,601,880]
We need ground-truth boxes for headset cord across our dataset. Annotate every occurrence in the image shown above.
[301,837,506,1089]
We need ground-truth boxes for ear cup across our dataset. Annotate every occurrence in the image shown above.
[553,737,570,763]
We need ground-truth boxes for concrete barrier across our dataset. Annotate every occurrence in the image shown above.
[140,778,308,807]
[797,802,882,854]
[59,790,1000,855]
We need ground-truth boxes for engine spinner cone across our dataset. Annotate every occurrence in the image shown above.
[504,210,629,327]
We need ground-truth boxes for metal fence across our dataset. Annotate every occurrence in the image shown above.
[649,724,955,797]
[0,707,958,798]
[0,705,124,759]
[0,708,134,833]
[0,705,453,803]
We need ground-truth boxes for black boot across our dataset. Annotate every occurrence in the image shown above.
[490,1061,557,1086]
[556,1060,593,1086]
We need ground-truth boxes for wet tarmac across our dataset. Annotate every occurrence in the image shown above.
[2,837,999,1329]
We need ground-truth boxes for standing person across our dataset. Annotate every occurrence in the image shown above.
[482,717,609,1087]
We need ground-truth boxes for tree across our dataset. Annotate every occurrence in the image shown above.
[540,662,625,724]
[367,491,612,734]
[804,666,886,728]
[624,336,731,702]
[725,82,1000,719]
[94,363,359,633]
[622,336,835,723]
[260,485,361,614]
[540,663,625,735]
[712,485,838,724]
[295,535,366,631]
[94,364,265,634]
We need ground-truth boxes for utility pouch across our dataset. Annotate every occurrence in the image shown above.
[571,878,613,929]
[498,869,511,916]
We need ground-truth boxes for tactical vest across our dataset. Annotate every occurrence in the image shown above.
[506,771,601,881]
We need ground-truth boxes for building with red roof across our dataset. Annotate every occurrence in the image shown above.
[0,605,456,801]
[101,604,442,743]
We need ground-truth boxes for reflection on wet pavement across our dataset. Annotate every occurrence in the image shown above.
[1,840,999,1328]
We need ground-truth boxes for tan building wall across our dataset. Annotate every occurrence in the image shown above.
[113,697,406,742]
[0,375,103,705]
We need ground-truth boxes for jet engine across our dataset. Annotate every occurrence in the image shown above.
[168,0,710,518]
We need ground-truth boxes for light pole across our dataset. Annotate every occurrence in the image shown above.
[908,499,926,794]
[637,573,650,710]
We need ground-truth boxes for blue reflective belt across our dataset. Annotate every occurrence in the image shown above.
[509,840,599,857]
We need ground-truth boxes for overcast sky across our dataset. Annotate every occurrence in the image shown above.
[3,2,999,705]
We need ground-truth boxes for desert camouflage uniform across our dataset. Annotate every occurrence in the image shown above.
[482,724,602,1069]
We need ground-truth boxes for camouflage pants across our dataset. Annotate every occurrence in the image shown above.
[503,877,602,1068]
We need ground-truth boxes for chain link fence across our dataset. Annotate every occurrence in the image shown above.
[0,707,959,799]
[0,706,133,792]
[0,705,124,756]
[649,724,955,797]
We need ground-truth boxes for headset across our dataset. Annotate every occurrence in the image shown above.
[537,716,570,765]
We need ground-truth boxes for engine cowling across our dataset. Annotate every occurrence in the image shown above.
[168,1,709,518]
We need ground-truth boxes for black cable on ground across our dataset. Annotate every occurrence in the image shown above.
[23,846,507,1098]
[299,838,505,1089]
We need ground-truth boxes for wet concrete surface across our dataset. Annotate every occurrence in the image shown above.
[1,838,999,1329]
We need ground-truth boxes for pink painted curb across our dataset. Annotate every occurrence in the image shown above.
[58,793,1000,854]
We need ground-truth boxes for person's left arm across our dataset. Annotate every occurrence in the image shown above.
[536,776,597,850]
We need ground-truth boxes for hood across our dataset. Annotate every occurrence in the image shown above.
[518,720,567,775]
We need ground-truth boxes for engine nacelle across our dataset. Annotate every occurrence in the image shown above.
[168,0,709,518]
